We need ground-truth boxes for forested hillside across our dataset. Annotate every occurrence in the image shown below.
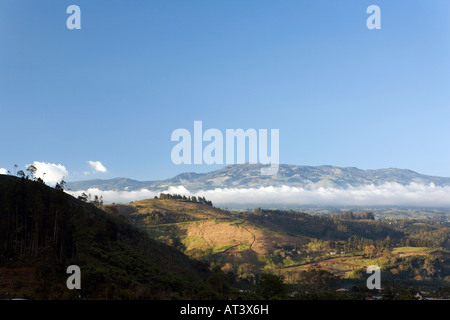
[0,175,213,299]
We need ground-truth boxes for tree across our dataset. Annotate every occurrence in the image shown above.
[383,236,392,248]
[237,263,257,285]
[55,179,66,191]
[424,258,437,276]
[60,178,66,190]
[207,265,231,298]
[17,170,25,178]
[27,165,37,180]
[364,245,376,258]
[296,269,341,296]
[77,193,88,202]
[92,195,103,206]
[256,273,287,299]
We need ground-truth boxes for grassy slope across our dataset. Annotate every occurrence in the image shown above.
[106,199,450,288]
[105,199,309,269]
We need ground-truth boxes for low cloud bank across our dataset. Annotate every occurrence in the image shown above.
[66,182,450,208]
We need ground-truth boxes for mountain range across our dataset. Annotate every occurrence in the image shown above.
[67,164,450,192]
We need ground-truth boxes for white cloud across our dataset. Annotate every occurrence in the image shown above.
[67,188,158,204]
[29,161,68,185]
[0,168,8,175]
[88,161,108,173]
[66,182,450,208]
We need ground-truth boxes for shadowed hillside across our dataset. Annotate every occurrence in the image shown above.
[0,175,212,299]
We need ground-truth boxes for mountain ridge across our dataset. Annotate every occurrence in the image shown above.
[67,164,450,192]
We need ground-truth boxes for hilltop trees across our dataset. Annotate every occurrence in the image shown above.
[55,178,66,191]
[157,193,213,206]
[77,192,89,202]
[77,192,103,207]
[5,164,46,183]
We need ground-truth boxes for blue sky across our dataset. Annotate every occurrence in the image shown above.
[1,0,449,182]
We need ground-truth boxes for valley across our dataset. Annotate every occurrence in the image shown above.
[104,195,450,299]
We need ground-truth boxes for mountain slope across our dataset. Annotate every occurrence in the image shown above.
[105,198,403,269]
[0,175,210,299]
[67,164,450,192]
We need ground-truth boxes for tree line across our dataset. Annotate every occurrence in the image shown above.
[156,193,213,206]
[2,163,68,192]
